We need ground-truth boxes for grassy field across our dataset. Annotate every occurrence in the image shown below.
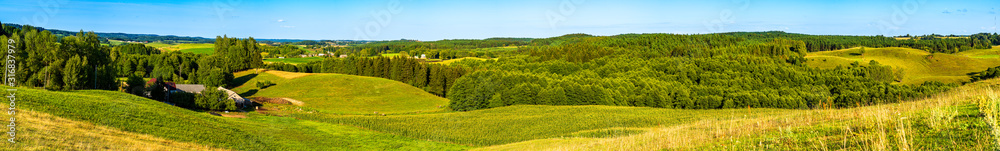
[381,53,401,57]
[466,46,519,52]
[231,70,450,114]
[145,43,215,54]
[263,57,324,64]
[179,47,215,54]
[143,42,175,48]
[471,79,999,150]
[7,86,468,150]
[297,105,796,146]
[805,47,1000,84]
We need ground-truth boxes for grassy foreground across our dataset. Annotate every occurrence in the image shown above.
[7,86,468,150]
[0,109,224,150]
[475,79,1000,150]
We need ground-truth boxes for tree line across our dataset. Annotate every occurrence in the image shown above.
[2,25,118,90]
[264,56,467,97]
[322,39,527,58]
[723,31,1000,53]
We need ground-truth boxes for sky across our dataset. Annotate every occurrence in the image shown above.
[0,0,998,41]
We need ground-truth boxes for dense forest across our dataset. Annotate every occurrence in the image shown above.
[444,33,959,111]
[722,31,999,53]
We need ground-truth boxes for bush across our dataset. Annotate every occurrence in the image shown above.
[256,80,275,89]
[125,74,146,96]
[170,91,197,108]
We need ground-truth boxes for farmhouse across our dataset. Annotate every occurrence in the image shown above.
[173,84,206,94]
[216,87,252,108]
[154,82,250,108]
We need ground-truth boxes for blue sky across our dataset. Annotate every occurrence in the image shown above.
[0,0,998,41]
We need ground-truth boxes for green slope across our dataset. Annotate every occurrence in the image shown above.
[295,105,797,146]
[806,47,1000,84]
[179,47,214,54]
[13,86,468,150]
[231,70,450,114]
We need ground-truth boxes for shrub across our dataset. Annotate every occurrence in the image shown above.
[124,74,146,96]
[256,80,275,89]
[170,91,196,108]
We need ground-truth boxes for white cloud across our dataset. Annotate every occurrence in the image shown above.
[277,19,285,22]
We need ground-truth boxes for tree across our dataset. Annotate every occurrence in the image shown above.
[146,78,167,101]
[125,74,146,96]
[200,68,234,88]
[62,55,88,90]
[399,51,410,58]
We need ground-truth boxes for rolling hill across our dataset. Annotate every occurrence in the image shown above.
[285,78,1000,150]
[805,47,1000,84]
[231,70,451,114]
[7,86,467,150]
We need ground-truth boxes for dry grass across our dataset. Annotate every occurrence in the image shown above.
[264,70,314,79]
[478,79,1000,150]
[0,110,226,151]
[979,87,1000,149]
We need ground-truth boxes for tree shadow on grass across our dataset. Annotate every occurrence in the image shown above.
[231,73,258,87]
[240,89,258,97]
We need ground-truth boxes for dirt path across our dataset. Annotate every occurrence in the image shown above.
[283,98,305,106]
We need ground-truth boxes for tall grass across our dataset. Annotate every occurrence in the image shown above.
[474,79,1000,150]
[980,88,1000,148]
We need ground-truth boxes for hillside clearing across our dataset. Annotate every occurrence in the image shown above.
[805,47,1000,84]
[231,70,449,114]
